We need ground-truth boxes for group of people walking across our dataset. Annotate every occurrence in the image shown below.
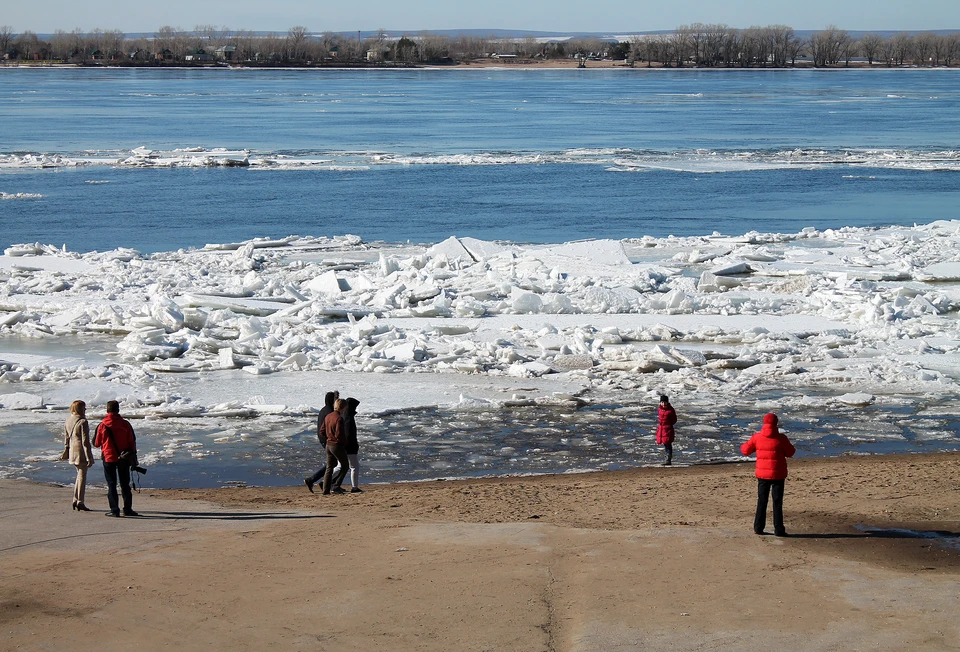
[656,394,796,537]
[62,390,793,536]
[303,390,362,495]
[60,399,140,517]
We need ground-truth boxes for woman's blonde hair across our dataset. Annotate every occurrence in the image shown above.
[333,398,345,412]
[70,400,86,416]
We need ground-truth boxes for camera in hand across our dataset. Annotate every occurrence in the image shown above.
[132,465,147,474]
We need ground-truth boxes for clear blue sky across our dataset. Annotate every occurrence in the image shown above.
[4,0,958,34]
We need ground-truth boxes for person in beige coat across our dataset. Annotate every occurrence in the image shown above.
[61,400,94,511]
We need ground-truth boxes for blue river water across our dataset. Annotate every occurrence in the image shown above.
[2,67,959,252]
[2,67,960,487]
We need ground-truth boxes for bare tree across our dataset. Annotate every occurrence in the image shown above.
[700,24,729,66]
[155,25,190,60]
[287,25,309,61]
[103,30,125,57]
[840,33,858,66]
[671,26,691,67]
[931,34,949,66]
[233,29,258,61]
[0,25,14,56]
[890,32,913,66]
[913,32,936,66]
[943,33,960,66]
[786,33,805,65]
[14,30,39,60]
[739,26,768,66]
[721,29,742,66]
[419,32,449,62]
[880,36,896,66]
[809,26,849,66]
[859,33,884,65]
[686,23,706,65]
[770,25,796,67]
[49,29,71,60]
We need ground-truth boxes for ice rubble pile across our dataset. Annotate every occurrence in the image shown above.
[4,147,960,172]
[3,222,960,416]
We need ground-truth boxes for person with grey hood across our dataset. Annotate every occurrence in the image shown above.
[304,390,338,493]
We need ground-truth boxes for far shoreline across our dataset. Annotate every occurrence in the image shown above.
[3,59,959,72]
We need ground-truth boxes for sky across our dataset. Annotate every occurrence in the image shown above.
[4,0,959,34]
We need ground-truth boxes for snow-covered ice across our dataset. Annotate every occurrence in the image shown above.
[3,222,960,484]
[3,223,960,422]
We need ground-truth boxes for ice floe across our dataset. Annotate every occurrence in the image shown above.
[4,146,960,173]
[2,224,960,427]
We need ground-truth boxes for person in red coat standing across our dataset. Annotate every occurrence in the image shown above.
[656,395,677,466]
[93,400,139,517]
[740,413,796,537]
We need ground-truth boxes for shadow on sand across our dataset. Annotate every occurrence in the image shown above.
[777,529,960,541]
[132,511,332,521]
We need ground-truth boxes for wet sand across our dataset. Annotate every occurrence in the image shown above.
[2,452,958,650]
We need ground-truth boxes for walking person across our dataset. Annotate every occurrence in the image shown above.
[656,395,677,466]
[304,390,338,493]
[61,400,94,511]
[93,400,139,517]
[334,397,362,493]
[322,398,350,495]
[740,413,796,537]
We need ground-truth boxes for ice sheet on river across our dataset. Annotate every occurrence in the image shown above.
[3,223,960,425]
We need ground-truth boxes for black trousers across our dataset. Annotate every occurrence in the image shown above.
[307,463,326,485]
[103,461,132,514]
[754,478,785,534]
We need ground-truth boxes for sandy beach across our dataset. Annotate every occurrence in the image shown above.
[2,452,958,651]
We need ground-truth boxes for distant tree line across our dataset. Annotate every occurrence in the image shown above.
[1,23,959,67]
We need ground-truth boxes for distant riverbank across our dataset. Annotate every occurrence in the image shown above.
[3,58,956,70]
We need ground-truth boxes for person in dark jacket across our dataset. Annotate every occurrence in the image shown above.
[304,390,338,493]
[334,397,362,493]
[322,399,350,494]
[740,413,796,537]
[93,400,138,517]
[656,395,677,466]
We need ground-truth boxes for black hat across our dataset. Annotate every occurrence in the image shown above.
[659,395,669,403]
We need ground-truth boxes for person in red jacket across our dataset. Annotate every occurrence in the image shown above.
[656,395,677,466]
[740,413,795,537]
[93,400,139,517]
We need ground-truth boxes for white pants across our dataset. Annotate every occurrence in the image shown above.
[332,454,360,488]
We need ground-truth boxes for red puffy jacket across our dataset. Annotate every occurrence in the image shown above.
[656,405,677,445]
[740,413,795,480]
[93,412,137,463]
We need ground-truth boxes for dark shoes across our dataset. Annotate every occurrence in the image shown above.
[75,503,91,512]
[350,487,363,493]
[123,510,140,517]
[332,486,346,495]
[304,478,315,494]
[755,529,789,537]
[105,511,120,517]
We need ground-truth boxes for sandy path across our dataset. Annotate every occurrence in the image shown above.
[2,453,958,650]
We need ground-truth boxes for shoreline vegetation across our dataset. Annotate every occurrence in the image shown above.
[3,24,960,69]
